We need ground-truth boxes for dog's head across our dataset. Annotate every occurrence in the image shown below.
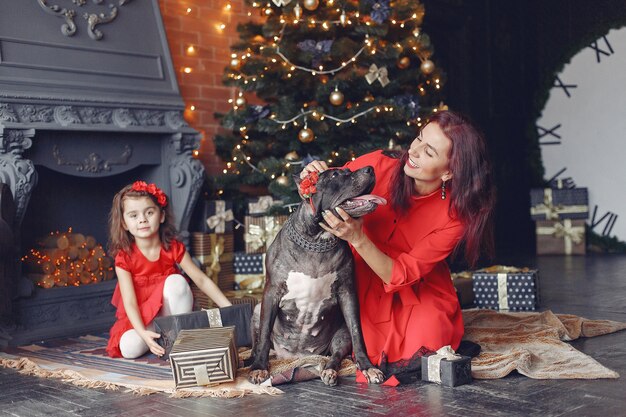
[295,166,386,218]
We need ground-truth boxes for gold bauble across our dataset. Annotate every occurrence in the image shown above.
[285,151,299,161]
[303,0,319,11]
[230,58,241,70]
[298,128,315,143]
[329,90,344,106]
[235,96,247,107]
[276,175,290,186]
[420,59,435,75]
[397,57,410,70]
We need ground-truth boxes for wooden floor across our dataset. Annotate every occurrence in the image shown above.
[2,254,626,417]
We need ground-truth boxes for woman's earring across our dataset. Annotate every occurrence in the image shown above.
[441,180,446,200]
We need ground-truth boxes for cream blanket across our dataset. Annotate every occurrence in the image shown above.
[463,309,626,379]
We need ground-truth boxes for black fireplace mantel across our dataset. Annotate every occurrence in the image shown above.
[0,0,206,344]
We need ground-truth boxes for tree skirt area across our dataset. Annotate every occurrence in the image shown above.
[1,310,624,397]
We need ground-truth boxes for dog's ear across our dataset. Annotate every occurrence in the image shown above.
[292,173,306,200]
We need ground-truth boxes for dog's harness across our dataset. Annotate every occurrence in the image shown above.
[285,217,339,252]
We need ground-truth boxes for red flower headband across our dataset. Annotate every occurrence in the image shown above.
[131,181,168,207]
[299,171,319,199]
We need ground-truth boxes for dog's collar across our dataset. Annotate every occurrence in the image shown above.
[285,216,340,253]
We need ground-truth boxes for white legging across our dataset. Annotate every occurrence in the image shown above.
[119,274,193,359]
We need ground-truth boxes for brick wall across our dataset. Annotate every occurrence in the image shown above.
[159,0,254,175]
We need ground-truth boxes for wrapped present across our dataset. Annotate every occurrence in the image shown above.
[530,188,588,220]
[190,233,235,294]
[154,304,253,359]
[472,266,539,311]
[234,252,265,290]
[190,200,234,233]
[536,219,585,255]
[169,327,239,388]
[206,289,264,310]
[244,215,289,254]
[247,195,282,216]
[421,345,472,387]
[451,270,474,308]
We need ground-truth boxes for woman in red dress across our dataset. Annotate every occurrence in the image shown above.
[301,110,495,379]
[105,181,231,358]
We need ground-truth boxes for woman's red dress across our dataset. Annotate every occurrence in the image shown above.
[345,151,465,373]
[106,239,186,358]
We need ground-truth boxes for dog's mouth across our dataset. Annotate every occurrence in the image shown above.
[338,194,387,218]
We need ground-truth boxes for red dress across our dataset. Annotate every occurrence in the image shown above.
[106,239,186,358]
[345,151,465,374]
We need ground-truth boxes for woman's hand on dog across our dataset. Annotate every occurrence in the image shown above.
[320,207,366,246]
[300,160,329,179]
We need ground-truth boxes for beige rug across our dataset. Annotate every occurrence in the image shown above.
[463,309,626,379]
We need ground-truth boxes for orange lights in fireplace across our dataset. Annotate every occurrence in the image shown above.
[21,229,115,289]
[182,67,193,74]
[186,45,197,56]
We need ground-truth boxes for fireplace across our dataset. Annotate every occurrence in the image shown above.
[0,0,204,346]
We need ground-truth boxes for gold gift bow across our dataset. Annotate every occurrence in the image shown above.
[248,196,276,215]
[206,201,234,234]
[530,189,588,220]
[244,217,283,251]
[427,345,462,384]
[200,234,224,284]
[365,64,390,87]
[536,219,584,255]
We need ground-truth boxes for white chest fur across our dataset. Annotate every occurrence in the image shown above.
[280,271,337,327]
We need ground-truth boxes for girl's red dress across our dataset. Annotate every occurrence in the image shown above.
[345,151,465,373]
[106,239,186,358]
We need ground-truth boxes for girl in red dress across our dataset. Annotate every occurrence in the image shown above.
[105,181,231,358]
[301,111,495,380]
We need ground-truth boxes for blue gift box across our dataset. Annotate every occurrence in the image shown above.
[472,267,539,311]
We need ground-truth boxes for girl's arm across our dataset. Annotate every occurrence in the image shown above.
[115,266,165,356]
[178,252,232,308]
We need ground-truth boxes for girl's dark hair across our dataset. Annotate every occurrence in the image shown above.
[107,183,178,257]
[388,110,496,267]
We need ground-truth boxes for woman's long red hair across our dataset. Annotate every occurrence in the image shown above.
[388,111,496,267]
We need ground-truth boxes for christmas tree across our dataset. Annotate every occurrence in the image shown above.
[213,0,445,213]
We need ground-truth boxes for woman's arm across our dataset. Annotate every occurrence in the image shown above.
[116,267,164,356]
[178,252,232,308]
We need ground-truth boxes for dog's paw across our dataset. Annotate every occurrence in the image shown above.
[248,369,270,385]
[320,368,338,386]
[361,367,385,384]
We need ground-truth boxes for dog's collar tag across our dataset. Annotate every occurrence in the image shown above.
[285,217,339,252]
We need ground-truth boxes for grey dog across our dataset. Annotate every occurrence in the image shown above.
[248,166,386,386]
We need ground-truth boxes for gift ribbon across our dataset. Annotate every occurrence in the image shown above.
[206,201,234,234]
[205,308,223,327]
[536,219,584,255]
[365,64,390,87]
[248,196,276,215]
[530,189,588,220]
[244,216,283,251]
[497,273,509,310]
[427,345,462,384]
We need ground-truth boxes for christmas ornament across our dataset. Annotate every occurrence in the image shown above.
[285,151,300,161]
[276,175,290,186]
[230,58,241,70]
[397,56,410,69]
[367,0,390,24]
[365,64,390,87]
[329,88,344,106]
[303,0,319,11]
[420,59,435,75]
[298,127,315,143]
[340,10,347,26]
[235,96,247,107]
[297,39,333,68]
[294,3,302,19]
